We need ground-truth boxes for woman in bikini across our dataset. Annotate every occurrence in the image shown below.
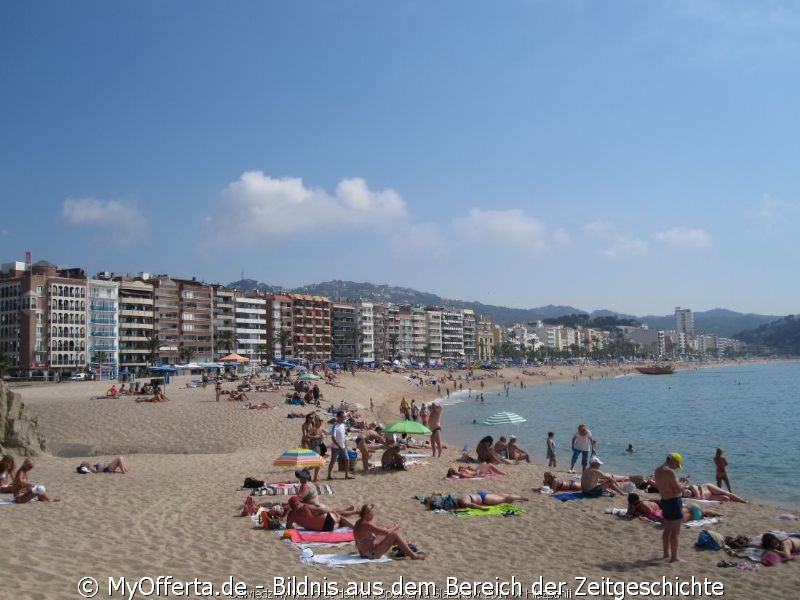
[0,455,16,492]
[353,504,425,560]
[627,493,722,522]
[300,414,316,448]
[532,471,582,493]
[293,468,358,515]
[78,457,128,474]
[446,464,505,479]
[455,491,528,510]
[682,483,747,503]
[762,533,800,559]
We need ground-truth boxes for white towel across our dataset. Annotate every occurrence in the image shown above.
[684,517,720,528]
[298,549,392,567]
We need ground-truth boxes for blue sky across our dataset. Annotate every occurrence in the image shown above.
[2,1,799,317]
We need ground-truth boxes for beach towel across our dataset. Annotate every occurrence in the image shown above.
[298,550,391,567]
[288,529,354,544]
[684,517,721,528]
[251,483,334,496]
[551,492,596,502]
[454,503,525,517]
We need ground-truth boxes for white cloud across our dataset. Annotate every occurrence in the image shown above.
[453,208,567,253]
[603,236,649,258]
[212,171,407,243]
[754,193,789,225]
[583,221,613,240]
[655,227,712,248]
[62,197,145,227]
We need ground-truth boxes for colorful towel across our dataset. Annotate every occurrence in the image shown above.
[289,529,354,544]
[252,483,334,496]
[453,503,525,517]
[299,551,391,567]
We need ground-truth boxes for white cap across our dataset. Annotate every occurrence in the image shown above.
[32,485,46,494]
[590,457,603,465]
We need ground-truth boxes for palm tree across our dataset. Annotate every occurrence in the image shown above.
[276,330,292,360]
[255,344,269,364]
[422,343,432,366]
[180,346,196,363]
[346,324,361,359]
[146,335,160,366]
[388,333,399,361]
[216,330,234,357]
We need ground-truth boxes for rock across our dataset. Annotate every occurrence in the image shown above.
[0,379,46,455]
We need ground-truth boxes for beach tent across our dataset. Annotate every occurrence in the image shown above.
[218,353,250,363]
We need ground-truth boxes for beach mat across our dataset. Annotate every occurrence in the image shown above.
[453,503,524,517]
[299,551,391,567]
[251,483,333,496]
[551,492,597,502]
[288,529,354,544]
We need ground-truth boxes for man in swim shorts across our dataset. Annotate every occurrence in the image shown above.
[580,457,625,497]
[285,496,354,531]
[654,452,684,562]
[428,403,443,458]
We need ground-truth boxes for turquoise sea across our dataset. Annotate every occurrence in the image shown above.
[438,361,800,509]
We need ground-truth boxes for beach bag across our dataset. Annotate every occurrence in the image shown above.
[428,495,445,510]
[391,543,419,558]
[695,530,721,551]
[243,477,265,489]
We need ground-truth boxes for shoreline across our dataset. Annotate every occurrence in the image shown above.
[2,359,797,599]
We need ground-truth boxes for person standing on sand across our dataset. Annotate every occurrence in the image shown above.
[546,432,557,468]
[215,378,221,402]
[428,402,443,457]
[654,452,685,563]
[327,411,353,480]
[714,448,732,492]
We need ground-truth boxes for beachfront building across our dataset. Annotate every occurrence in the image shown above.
[290,294,332,361]
[424,308,443,364]
[264,293,293,360]
[356,301,375,362]
[149,275,180,365]
[234,294,267,362]
[462,309,476,363]
[116,276,155,373]
[211,285,236,360]
[371,303,389,361]
[87,277,119,379]
[440,308,463,362]
[332,302,356,362]
[173,277,213,363]
[675,307,694,335]
[476,316,496,362]
[0,258,89,378]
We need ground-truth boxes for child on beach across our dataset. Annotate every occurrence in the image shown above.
[714,448,732,492]
[546,432,556,468]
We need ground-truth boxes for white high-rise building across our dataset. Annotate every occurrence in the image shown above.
[675,307,694,335]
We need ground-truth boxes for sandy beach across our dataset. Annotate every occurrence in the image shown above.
[1,364,796,599]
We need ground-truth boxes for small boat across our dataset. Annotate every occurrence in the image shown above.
[635,365,675,375]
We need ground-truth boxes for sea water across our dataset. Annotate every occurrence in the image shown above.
[438,361,800,509]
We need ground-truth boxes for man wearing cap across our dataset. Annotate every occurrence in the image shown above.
[655,452,684,562]
[580,456,625,497]
[285,495,355,531]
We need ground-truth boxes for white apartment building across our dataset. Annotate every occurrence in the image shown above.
[87,278,119,376]
[356,301,375,362]
[235,295,267,361]
[440,308,464,361]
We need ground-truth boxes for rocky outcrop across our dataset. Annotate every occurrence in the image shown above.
[0,379,47,455]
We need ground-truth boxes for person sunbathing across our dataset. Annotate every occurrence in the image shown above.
[506,436,532,463]
[10,458,35,495]
[245,402,273,409]
[229,390,250,402]
[106,384,118,398]
[475,436,515,465]
[14,483,59,503]
[77,457,128,474]
[446,464,505,479]
[762,533,800,559]
[532,471,582,493]
[682,483,747,503]
[353,503,425,560]
[455,492,528,510]
[284,495,354,530]
[380,445,406,471]
[580,457,625,497]
[626,493,722,522]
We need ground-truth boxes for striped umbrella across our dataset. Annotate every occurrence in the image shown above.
[483,411,527,426]
[273,448,325,468]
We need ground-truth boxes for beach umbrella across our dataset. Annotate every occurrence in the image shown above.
[298,373,320,380]
[383,420,432,436]
[218,353,250,363]
[483,411,527,426]
[273,448,325,468]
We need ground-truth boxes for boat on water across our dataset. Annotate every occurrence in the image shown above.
[635,365,675,375]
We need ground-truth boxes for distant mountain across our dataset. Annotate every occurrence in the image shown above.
[735,314,800,355]
[227,279,777,337]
